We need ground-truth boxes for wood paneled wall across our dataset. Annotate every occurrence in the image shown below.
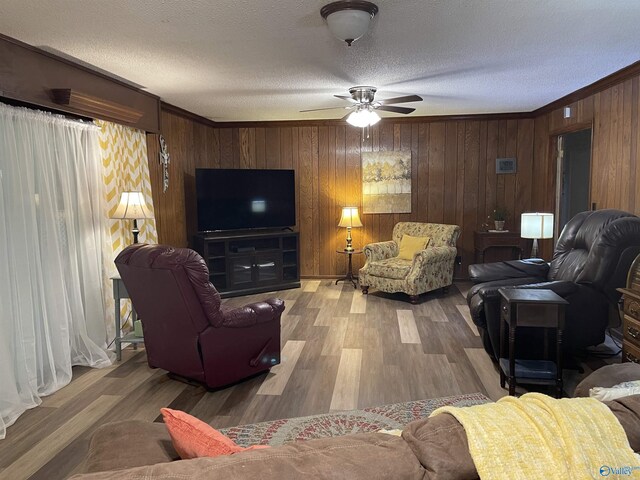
[149,109,541,278]
[535,74,640,216]
[148,66,640,278]
[4,33,639,279]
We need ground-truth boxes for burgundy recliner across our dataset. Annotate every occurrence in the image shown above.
[115,244,284,389]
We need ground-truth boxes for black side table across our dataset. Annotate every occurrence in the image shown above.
[498,288,568,398]
[335,249,362,289]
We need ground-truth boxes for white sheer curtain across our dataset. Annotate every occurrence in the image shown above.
[0,103,112,440]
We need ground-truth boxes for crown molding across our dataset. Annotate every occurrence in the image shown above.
[160,101,218,128]
[534,60,640,115]
[51,89,143,124]
[0,33,159,101]
[208,111,532,129]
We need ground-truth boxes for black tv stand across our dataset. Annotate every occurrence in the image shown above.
[193,230,300,298]
[282,227,294,232]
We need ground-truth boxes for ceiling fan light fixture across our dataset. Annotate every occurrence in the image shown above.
[346,108,380,128]
[321,1,379,46]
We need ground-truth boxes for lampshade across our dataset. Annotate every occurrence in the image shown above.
[338,207,363,228]
[321,1,379,46]
[521,213,554,239]
[346,108,381,128]
[111,191,153,220]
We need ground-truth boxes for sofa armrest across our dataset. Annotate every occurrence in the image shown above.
[469,279,578,326]
[363,241,398,262]
[83,420,178,474]
[468,259,550,284]
[404,246,457,287]
[413,246,456,265]
[467,277,545,329]
[500,280,579,298]
[219,298,285,328]
[474,279,577,303]
[468,277,548,306]
[71,432,424,480]
[574,363,640,398]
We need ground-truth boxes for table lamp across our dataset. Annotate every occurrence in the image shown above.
[111,191,153,244]
[521,212,554,258]
[338,206,363,251]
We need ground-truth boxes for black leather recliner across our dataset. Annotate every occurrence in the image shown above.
[467,209,640,360]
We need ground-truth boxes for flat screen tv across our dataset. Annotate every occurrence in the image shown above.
[196,168,296,232]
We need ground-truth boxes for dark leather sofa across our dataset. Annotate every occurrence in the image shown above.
[467,209,640,360]
[115,244,284,389]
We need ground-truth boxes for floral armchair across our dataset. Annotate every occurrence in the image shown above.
[359,222,461,303]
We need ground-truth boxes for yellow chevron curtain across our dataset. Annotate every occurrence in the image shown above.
[97,120,157,338]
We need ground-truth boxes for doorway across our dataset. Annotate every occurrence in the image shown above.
[556,128,592,233]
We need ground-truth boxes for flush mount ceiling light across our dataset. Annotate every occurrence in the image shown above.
[320,1,379,46]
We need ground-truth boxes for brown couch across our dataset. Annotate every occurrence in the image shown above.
[71,363,640,480]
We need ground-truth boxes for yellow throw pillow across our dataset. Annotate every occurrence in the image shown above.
[398,235,430,260]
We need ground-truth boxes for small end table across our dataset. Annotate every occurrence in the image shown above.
[498,288,568,398]
[474,231,530,264]
[112,276,144,361]
[335,249,362,289]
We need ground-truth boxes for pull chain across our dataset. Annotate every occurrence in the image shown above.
[361,124,371,142]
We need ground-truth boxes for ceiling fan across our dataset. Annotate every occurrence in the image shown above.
[301,86,423,127]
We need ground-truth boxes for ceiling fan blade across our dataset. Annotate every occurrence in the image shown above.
[334,95,357,102]
[379,95,423,105]
[300,106,351,112]
[377,105,416,114]
[340,111,353,121]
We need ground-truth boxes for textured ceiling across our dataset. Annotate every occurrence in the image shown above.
[1,0,640,122]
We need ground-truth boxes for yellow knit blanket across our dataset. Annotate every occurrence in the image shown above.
[431,393,640,480]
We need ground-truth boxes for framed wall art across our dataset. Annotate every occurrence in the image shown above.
[362,151,411,214]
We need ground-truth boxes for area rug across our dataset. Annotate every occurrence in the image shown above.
[220,393,489,447]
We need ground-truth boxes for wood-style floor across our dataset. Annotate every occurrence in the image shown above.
[0,280,618,480]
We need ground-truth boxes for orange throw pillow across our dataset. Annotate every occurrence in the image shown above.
[161,408,269,459]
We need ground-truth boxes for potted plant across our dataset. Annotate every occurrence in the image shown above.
[492,207,508,231]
